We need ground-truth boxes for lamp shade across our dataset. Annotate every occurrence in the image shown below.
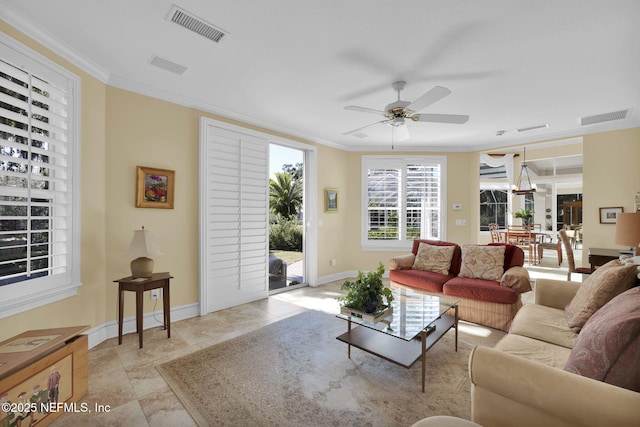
[125,227,162,277]
[615,212,640,256]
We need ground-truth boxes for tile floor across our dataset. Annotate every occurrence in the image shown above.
[49,253,577,426]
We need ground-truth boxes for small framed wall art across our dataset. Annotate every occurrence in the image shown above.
[136,166,175,209]
[325,188,338,212]
[599,206,623,224]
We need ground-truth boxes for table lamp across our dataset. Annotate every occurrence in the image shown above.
[124,226,163,278]
[615,212,640,256]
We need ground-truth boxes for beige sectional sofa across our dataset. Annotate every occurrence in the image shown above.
[469,262,640,427]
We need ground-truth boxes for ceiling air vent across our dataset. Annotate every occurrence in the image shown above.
[167,5,228,43]
[149,55,188,75]
[579,109,630,126]
[516,123,549,133]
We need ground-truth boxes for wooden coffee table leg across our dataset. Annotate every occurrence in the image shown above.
[421,329,427,393]
[454,305,459,352]
[347,319,351,358]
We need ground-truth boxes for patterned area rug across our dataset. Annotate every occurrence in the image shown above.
[157,310,473,427]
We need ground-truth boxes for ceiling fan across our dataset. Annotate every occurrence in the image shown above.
[343,81,469,141]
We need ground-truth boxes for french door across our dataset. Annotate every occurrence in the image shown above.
[199,118,270,314]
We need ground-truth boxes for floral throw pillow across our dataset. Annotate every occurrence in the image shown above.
[565,260,638,333]
[564,287,640,392]
[459,245,506,281]
[412,243,455,275]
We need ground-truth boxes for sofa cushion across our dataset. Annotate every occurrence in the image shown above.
[444,277,518,304]
[389,253,415,270]
[509,303,578,349]
[389,269,451,293]
[500,266,532,293]
[412,242,455,275]
[459,245,505,281]
[411,240,462,276]
[565,260,638,333]
[495,333,572,369]
[564,287,640,392]
[489,242,525,270]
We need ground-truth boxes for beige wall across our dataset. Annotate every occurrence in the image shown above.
[315,150,479,277]
[582,128,640,255]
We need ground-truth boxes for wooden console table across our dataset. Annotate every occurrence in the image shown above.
[0,326,89,427]
[588,248,621,270]
[114,272,172,348]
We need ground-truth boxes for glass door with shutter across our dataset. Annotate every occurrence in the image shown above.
[268,144,305,292]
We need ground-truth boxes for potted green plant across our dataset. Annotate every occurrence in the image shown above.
[514,209,534,227]
[339,262,394,314]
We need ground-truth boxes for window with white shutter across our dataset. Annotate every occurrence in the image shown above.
[0,34,80,318]
[362,156,446,250]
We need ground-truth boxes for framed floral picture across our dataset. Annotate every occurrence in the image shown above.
[136,166,175,209]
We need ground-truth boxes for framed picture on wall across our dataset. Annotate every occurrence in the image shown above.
[136,166,175,209]
[635,192,640,212]
[325,188,338,212]
[599,206,623,224]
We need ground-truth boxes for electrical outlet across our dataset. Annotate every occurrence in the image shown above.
[150,289,159,300]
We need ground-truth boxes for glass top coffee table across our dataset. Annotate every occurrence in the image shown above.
[336,287,459,392]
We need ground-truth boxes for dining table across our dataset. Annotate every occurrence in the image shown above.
[499,229,554,265]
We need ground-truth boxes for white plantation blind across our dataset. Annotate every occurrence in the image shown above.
[0,60,72,284]
[0,34,80,318]
[362,156,445,249]
[200,121,269,313]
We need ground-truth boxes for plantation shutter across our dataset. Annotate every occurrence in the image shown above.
[362,156,444,248]
[366,161,401,241]
[406,163,441,240]
[200,120,269,313]
[0,57,74,287]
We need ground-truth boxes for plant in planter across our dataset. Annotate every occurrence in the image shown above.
[339,262,394,314]
[514,209,534,227]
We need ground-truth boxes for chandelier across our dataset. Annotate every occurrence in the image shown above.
[512,147,537,195]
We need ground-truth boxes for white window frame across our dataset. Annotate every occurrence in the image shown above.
[479,183,511,232]
[361,155,446,251]
[0,33,81,319]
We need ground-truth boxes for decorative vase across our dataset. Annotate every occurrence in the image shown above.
[364,299,378,314]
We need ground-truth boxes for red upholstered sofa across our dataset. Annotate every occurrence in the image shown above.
[389,239,531,331]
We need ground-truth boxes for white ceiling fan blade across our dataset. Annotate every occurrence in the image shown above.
[407,86,451,112]
[415,113,469,124]
[394,124,410,141]
[343,119,392,136]
[344,105,387,115]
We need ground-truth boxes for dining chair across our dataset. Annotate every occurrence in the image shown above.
[538,237,562,265]
[506,225,535,265]
[488,223,503,243]
[558,229,593,280]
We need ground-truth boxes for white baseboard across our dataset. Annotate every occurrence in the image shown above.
[316,270,390,286]
[85,302,200,349]
[85,270,391,348]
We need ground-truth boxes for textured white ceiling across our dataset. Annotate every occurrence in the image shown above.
[2,0,639,151]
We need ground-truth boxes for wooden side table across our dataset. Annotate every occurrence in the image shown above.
[114,272,172,348]
[588,248,620,270]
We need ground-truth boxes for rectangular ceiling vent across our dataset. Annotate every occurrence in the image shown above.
[579,109,630,126]
[149,55,188,75]
[167,5,228,43]
[516,123,549,133]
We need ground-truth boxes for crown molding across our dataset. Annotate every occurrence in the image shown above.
[0,2,110,83]
[107,73,344,149]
